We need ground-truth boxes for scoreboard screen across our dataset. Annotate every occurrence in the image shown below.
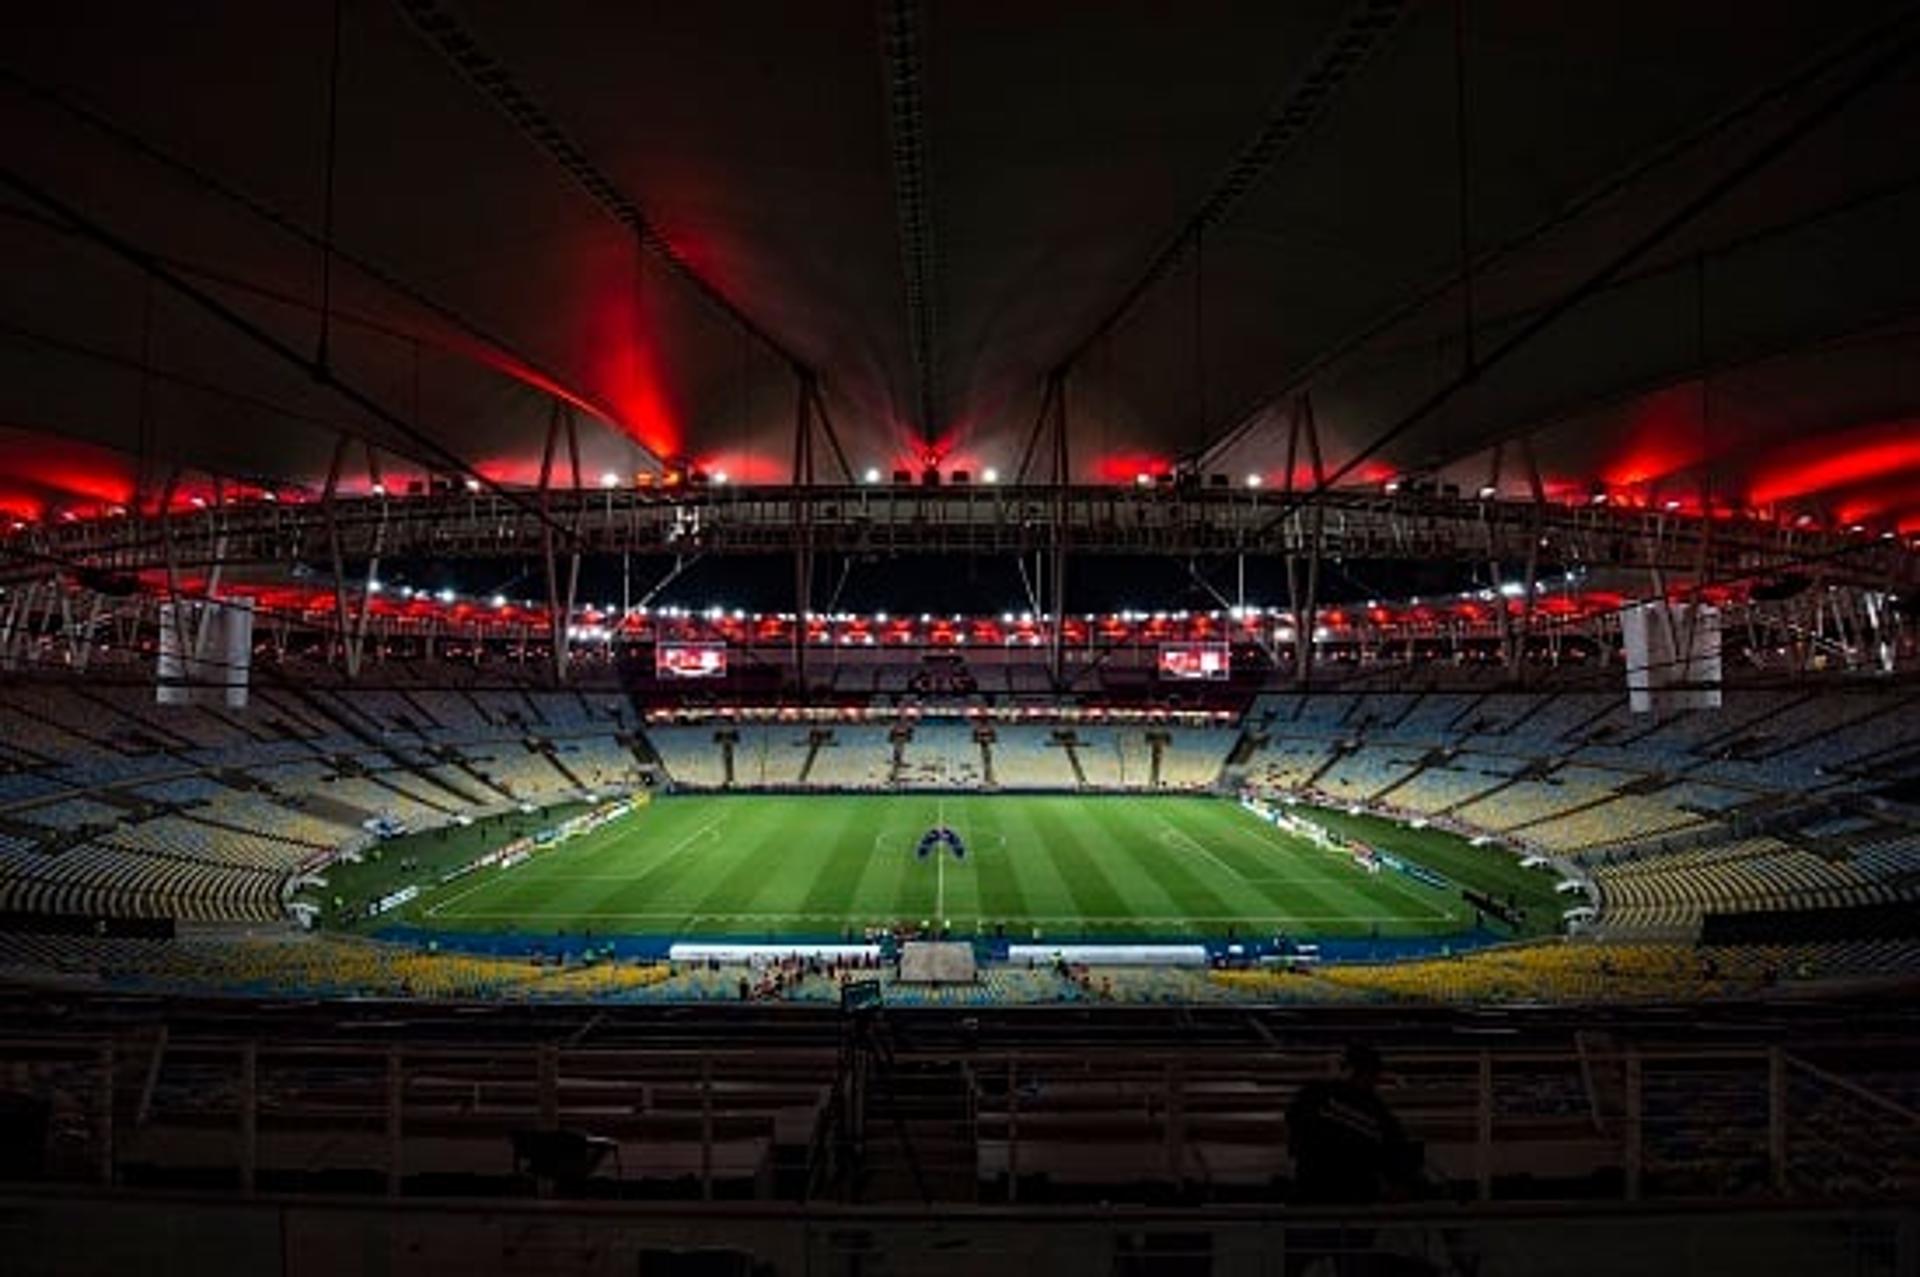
[1157,642,1230,681]
[655,642,729,679]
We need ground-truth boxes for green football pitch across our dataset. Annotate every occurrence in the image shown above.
[325,794,1564,943]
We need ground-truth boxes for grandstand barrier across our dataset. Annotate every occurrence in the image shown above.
[1006,943,1209,967]
[2,1016,1916,1214]
[669,942,880,963]
[3,1192,1912,1275]
[1702,899,1920,945]
[0,911,173,940]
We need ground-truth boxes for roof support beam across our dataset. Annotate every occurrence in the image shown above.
[793,374,815,698]
[879,0,942,440]
[538,403,582,685]
[1046,371,1069,689]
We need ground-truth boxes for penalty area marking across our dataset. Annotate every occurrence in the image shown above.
[1219,812,1458,922]
[424,812,725,919]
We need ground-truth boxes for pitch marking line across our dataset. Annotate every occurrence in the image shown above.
[425,813,725,919]
[1150,814,1255,886]
[437,910,1437,924]
[1219,812,1458,923]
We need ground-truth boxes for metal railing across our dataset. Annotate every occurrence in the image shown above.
[4,1029,1915,1208]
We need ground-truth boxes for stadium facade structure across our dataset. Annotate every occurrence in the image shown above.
[3,482,1915,687]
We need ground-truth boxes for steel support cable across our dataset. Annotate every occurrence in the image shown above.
[1195,0,1920,470]
[0,65,655,464]
[1374,176,1920,477]
[316,0,346,372]
[0,164,587,552]
[0,316,434,463]
[391,0,809,378]
[1050,0,1410,380]
[1452,0,1475,373]
[880,0,942,441]
[1249,20,1920,540]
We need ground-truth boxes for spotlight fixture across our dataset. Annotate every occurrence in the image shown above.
[863,467,882,484]
[1478,484,1497,499]
[1245,473,1263,488]
[600,471,621,489]
[982,467,999,484]
[712,471,729,485]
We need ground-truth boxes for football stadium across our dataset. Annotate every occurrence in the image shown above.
[3,2,1920,1273]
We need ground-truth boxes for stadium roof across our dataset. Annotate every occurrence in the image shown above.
[4,0,1920,528]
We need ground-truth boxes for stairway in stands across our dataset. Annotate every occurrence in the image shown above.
[797,730,826,784]
[856,1054,977,1202]
[1061,733,1088,787]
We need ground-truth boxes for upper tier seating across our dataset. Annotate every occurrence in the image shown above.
[805,727,895,788]
[990,729,1079,789]
[898,725,982,787]
[645,726,729,788]
[1591,838,1895,932]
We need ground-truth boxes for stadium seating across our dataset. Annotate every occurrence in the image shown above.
[1242,737,1337,790]
[805,727,895,787]
[1591,838,1893,933]
[1157,727,1235,789]
[1313,745,1421,803]
[898,724,983,787]
[990,729,1080,789]
[0,668,1913,983]
[13,796,123,832]
[1383,753,1524,814]
[646,726,729,788]
[726,725,802,787]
